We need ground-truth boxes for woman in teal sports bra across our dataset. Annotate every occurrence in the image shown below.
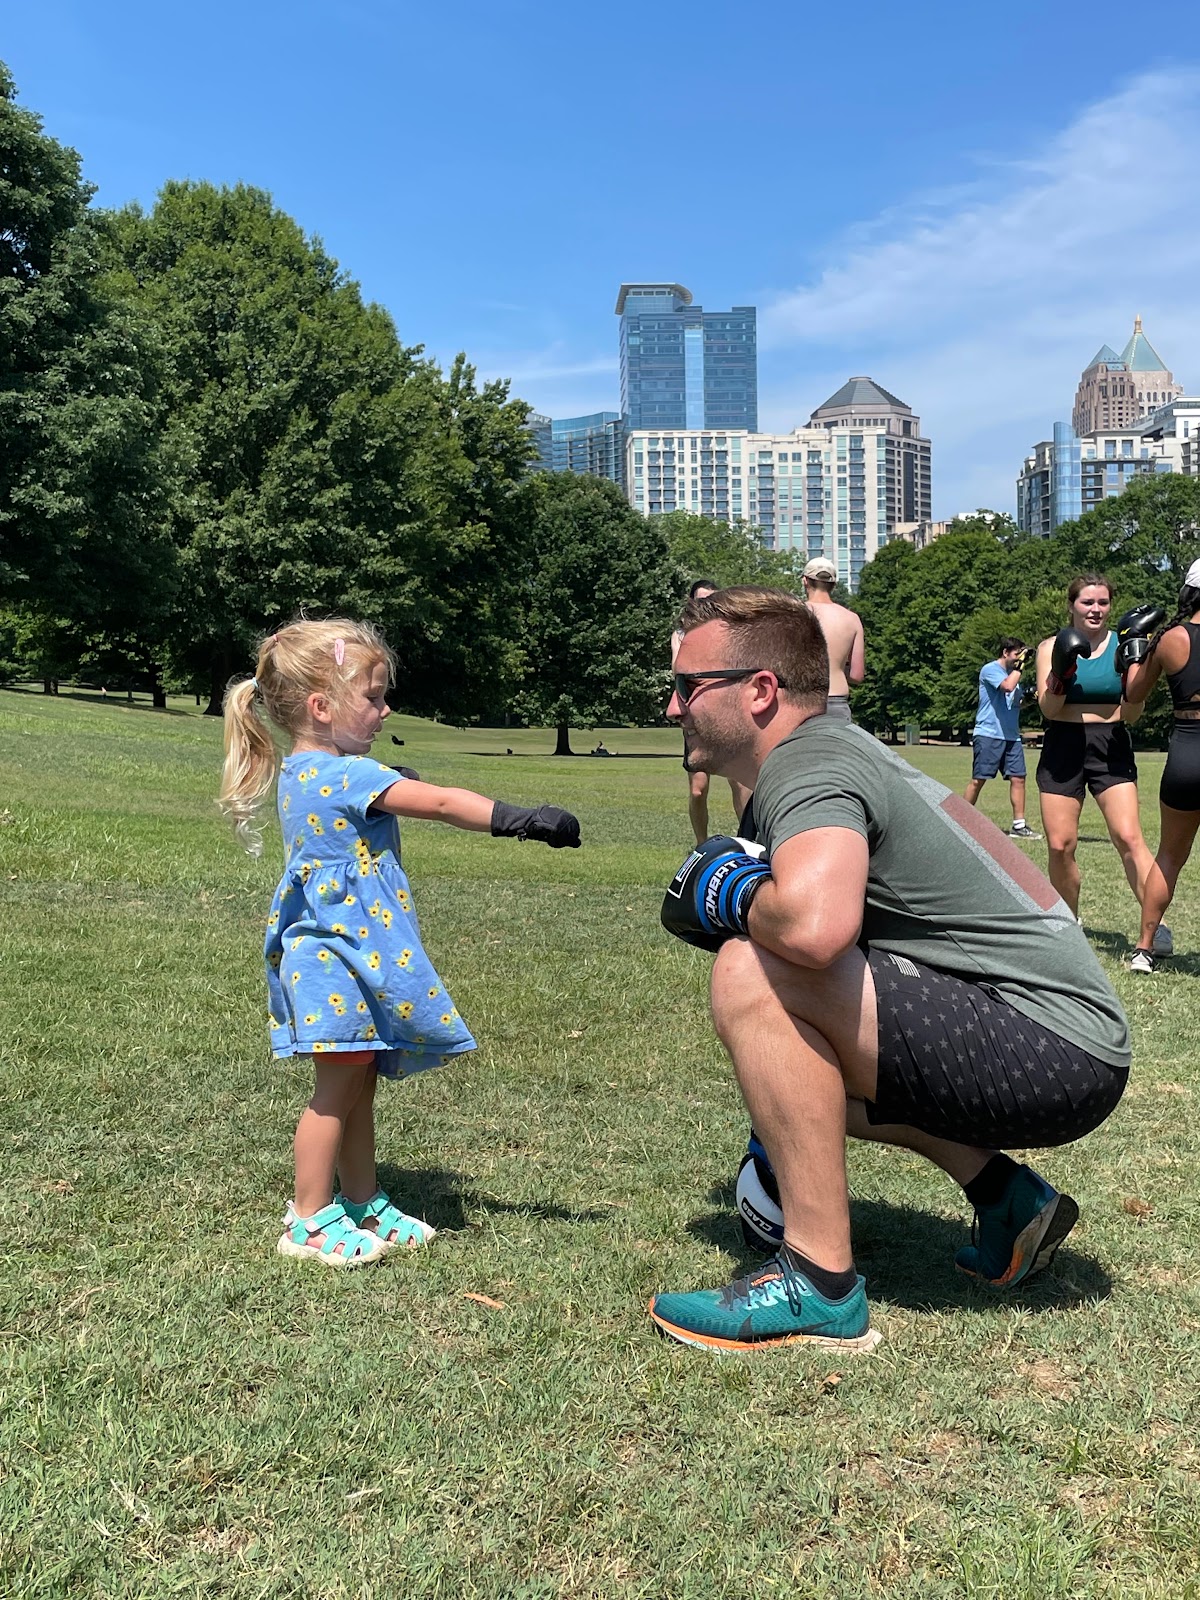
[1035,573,1159,937]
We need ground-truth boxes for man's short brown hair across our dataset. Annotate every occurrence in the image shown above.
[678,585,829,710]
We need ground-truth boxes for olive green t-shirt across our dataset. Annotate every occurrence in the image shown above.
[749,717,1130,1067]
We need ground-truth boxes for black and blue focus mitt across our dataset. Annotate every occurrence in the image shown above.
[661,835,770,951]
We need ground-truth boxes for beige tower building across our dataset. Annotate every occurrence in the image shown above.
[624,378,930,592]
[1072,317,1182,435]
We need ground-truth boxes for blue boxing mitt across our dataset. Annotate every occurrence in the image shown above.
[661,835,770,952]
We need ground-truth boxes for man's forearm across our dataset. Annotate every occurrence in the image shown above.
[746,882,861,970]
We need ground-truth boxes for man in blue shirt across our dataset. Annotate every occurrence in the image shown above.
[964,637,1041,839]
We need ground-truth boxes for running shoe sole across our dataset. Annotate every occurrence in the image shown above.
[957,1191,1079,1287]
[647,1300,883,1353]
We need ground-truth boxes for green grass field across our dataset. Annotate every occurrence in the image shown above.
[3,688,1200,1599]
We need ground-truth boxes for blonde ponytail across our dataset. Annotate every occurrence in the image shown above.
[216,616,396,855]
[218,678,280,856]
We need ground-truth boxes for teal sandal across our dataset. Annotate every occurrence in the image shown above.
[340,1190,436,1250]
[277,1201,387,1268]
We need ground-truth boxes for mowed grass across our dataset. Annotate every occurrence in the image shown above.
[3,689,1200,1600]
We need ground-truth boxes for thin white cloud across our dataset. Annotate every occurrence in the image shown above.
[760,67,1200,517]
[465,341,619,418]
[496,353,617,385]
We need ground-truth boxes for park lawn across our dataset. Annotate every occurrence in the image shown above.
[2,688,1199,1600]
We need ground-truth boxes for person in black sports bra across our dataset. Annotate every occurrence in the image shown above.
[1122,559,1200,972]
[1035,573,1156,930]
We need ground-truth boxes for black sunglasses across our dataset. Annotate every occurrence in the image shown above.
[672,668,786,706]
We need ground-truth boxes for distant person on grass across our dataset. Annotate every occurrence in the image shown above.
[963,637,1041,839]
[219,617,580,1268]
[674,580,752,841]
[1035,573,1169,956]
[801,556,865,722]
[1121,558,1200,972]
[653,586,1129,1353]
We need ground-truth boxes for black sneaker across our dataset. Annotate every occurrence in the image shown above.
[1129,948,1156,974]
[1009,821,1042,840]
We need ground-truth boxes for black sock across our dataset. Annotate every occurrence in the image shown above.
[963,1153,1019,1211]
[780,1242,858,1301]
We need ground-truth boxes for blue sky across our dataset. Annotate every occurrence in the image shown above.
[7,2,1200,517]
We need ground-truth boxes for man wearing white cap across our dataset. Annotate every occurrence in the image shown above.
[802,557,865,721]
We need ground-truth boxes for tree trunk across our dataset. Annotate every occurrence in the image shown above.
[204,650,231,716]
[152,682,167,710]
[553,722,574,756]
[42,677,55,696]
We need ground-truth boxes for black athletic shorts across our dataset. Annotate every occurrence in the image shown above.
[1160,721,1200,812]
[866,949,1127,1149]
[1036,720,1137,801]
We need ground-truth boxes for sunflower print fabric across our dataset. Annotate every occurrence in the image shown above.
[264,751,476,1077]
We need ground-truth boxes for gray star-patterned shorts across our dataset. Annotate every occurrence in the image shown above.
[865,950,1128,1149]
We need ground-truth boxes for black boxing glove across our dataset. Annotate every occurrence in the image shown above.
[1047,627,1091,696]
[1115,603,1167,677]
[490,801,581,848]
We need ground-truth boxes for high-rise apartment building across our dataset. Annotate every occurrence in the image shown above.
[807,378,932,543]
[1020,325,1191,536]
[624,377,929,592]
[526,413,553,473]
[524,411,625,486]
[1071,317,1182,434]
[1017,408,1200,536]
[616,283,757,433]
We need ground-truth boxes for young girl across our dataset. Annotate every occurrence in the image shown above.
[219,618,580,1268]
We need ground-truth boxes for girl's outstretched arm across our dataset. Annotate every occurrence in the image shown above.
[372,780,580,846]
[373,780,494,830]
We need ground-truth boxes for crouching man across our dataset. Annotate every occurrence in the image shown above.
[652,587,1130,1352]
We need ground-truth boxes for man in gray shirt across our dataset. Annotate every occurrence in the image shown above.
[653,587,1129,1353]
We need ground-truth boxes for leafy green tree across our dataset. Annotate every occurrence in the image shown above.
[1056,473,1200,597]
[855,531,1027,735]
[112,182,532,715]
[0,63,172,686]
[653,510,803,592]
[509,474,682,753]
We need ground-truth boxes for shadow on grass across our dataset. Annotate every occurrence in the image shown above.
[378,1161,609,1232]
[687,1188,1112,1313]
[1089,922,1200,975]
[3,685,197,716]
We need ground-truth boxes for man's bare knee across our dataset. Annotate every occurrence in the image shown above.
[710,939,777,1039]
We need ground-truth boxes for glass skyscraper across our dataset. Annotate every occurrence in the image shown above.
[525,411,625,487]
[616,284,757,433]
[550,412,624,486]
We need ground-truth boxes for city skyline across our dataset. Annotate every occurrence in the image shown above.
[7,6,1200,521]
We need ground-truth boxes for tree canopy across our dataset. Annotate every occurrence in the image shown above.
[0,63,172,683]
[854,484,1200,741]
[653,510,804,592]
[109,181,533,714]
[509,474,681,752]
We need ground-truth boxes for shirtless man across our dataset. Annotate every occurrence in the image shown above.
[802,557,865,721]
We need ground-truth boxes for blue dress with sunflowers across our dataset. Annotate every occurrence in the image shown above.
[265,751,476,1077]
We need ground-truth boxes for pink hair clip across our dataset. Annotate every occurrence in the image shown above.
[333,638,346,667]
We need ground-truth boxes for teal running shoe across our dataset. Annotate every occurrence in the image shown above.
[649,1256,882,1353]
[955,1164,1079,1288]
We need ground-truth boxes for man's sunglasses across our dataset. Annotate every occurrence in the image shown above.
[672,668,787,706]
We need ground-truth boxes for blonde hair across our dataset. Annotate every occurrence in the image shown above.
[218,617,396,855]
